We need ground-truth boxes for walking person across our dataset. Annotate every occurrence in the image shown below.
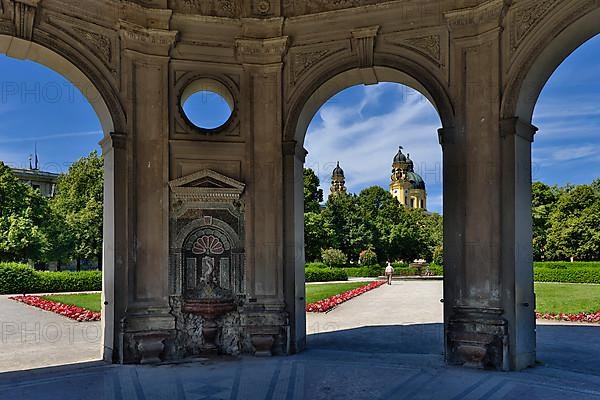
[385,261,394,285]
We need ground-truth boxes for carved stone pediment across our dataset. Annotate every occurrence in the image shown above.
[169,169,245,202]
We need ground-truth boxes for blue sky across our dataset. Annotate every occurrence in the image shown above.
[0,34,598,214]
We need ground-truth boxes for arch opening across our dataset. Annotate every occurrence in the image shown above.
[0,35,120,371]
[285,65,452,359]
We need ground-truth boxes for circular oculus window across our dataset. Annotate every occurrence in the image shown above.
[180,79,234,132]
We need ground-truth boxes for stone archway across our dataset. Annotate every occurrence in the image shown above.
[281,62,456,355]
[0,30,125,364]
[1,0,598,372]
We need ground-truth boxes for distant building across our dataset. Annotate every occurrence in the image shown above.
[10,153,59,198]
[329,146,427,210]
[330,161,347,196]
[389,146,427,210]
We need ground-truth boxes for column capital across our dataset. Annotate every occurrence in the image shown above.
[500,117,538,143]
[235,36,289,65]
[282,140,307,162]
[119,20,178,57]
[100,132,127,154]
[438,126,457,146]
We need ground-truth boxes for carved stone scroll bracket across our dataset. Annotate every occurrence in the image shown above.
[13,0,39,40]
[351,26,380,85]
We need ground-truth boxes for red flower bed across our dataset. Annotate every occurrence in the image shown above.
[536,310,600,324]
[9,295,101,322]
[306,280,386,313]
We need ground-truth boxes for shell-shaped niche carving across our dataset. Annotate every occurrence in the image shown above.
[192,235,225,255]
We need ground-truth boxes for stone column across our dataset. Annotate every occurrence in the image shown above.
[117,20,178,363]
[99,132,128,363]
[282,140,307,353]
[500,117,538,370]
[443,1,535,370]
[236,31,290,356]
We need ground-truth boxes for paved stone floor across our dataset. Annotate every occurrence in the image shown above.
[0,295,102,372]
[0,282,599,399]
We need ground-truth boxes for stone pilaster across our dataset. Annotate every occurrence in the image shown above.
[118,20,178,363]
[444,0,515,370]
[282,140,307,354]
[236,31,289,356]
[99,132,129,363]
[499,117,538,370]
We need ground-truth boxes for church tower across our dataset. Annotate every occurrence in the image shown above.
[330,162,347,196]
[389,146,427,209]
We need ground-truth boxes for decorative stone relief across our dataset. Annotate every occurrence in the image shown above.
[509,0,559,53]
[283,0,383,17]
[169,169,247,356]
[173,0,238,18]
[385,33,442,65]
[288,45,347,85]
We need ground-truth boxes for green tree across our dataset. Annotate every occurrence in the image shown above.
[0,162,52,262]
[545,185,600,261]
[322,192,372,261]
[532,182,559,260]
[304,211,333,262]
[304,168,323,213]
[52,151,104,270]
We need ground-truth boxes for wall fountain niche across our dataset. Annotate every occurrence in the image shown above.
[169,169,245,356]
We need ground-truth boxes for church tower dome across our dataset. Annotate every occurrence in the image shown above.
[330,162,347,196]
[389,146,427,210]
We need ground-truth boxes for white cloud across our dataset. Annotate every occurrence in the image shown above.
[305,84,443,210]
[0,130,102,144]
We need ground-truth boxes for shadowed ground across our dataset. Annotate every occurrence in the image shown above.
[0,282,599,399]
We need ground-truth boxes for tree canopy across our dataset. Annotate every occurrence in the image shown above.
[303,168,443,264]
[0,152,104,268]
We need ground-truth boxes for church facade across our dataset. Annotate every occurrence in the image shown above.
[389,147,427,210]
[331,147,427,210]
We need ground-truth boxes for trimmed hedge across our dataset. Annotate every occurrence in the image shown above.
[305,268,348,283]
[344,266,383,278]
[0,263,102,294]
[534,267,600,284]
[534,261,600,269]
[305,262,328,269]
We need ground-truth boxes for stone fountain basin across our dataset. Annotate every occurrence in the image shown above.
[182,299,236,319]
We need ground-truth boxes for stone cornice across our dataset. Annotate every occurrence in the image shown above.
[445,0,511,33]
[119,20,178,56]
[235,36,289,65]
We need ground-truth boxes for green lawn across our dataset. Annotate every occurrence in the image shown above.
[305,282,373,304]
[535,283,600,314]
[41,293,102,313]
[36,283,600,316]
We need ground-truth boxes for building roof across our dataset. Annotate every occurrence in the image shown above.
[332,161,345,177]
[11,168,59,183]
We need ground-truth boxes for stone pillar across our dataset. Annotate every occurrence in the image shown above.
[283,140,307,353]
[236,31,290,356]
[117,20,178,363]
[444,1,531,370]
[500,117,538,370]
[99,132,128,362]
